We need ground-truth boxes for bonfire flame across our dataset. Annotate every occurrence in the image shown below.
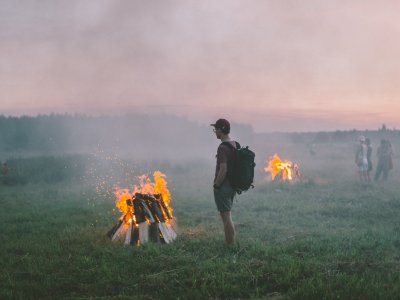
[265,154,301,181]
[108,171,177,246]
[114,171,173,227]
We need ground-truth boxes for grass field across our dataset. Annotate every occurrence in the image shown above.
[1,149,400,299]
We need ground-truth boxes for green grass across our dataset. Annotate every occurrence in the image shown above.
[2,155,88,185]
[1,177,400,299]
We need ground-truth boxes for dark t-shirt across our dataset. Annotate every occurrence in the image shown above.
[214,141,237,186]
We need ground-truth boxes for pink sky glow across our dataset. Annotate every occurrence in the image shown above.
[1,0,400,132]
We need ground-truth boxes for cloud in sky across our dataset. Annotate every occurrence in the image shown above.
[1,0,400,131]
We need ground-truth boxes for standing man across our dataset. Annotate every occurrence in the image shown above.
[365,138,373,182]
[355,135,368,182]
[211,118,238,244]
[374,139,393,181]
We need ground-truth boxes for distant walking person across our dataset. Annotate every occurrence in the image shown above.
[355,136,368,182]
[309,143,317,156]
[211,118,238,244]
[374,139,393,181]
[365,138,373,182]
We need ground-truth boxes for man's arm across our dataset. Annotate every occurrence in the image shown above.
[355,146,360,162]
[214,162,227,188]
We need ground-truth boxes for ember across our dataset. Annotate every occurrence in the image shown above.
[265,154,301,181]
[107,171,177,246]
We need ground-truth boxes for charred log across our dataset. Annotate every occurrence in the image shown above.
[155,194,172,220]
[107,219,123,238]
[149,223,161,243]
[124,222,133,245]
[141,201,155,223]
[135,193,166,222]
[109,193,177,246]
[130,224,139,246]
[133,198,146,223]
[138,222,149,243]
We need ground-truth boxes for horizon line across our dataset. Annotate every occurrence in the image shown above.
[0,112,396,134]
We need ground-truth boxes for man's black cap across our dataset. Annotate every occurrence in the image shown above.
[210,118,230,131]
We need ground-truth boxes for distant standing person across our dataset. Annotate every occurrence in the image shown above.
[365,138,373,182]
[355,136,368,182]
[211,118,238,244]
[374,139,393,181]
[309,143,317,156]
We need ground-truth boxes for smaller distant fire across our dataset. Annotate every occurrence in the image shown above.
[107,171,177,246]
[265,154,301,182]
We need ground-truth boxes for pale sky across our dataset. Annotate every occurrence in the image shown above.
[1,0,400,132]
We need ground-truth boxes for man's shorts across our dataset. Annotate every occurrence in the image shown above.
[214,185,236,212]
[358,158,368,172]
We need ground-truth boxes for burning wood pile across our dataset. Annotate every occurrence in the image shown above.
[265,154,301,182]
[107,171,177,246]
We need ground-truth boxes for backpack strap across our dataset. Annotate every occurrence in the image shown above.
[221,141,240,150]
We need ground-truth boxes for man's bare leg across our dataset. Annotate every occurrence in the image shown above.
[220,211,235,244]
[363,171,369,182]
[366,172,371,182]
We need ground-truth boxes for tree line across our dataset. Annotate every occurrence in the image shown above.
[0,114,398,156]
